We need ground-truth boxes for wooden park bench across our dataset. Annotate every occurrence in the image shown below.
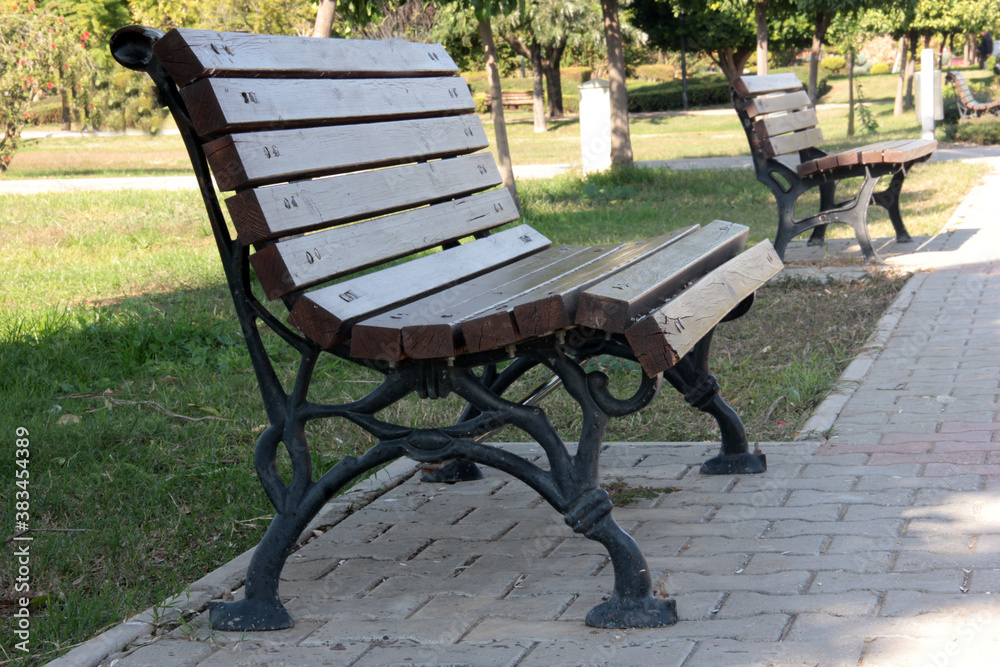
[484,89,535,110]
[111,25,782,634]
[732,73,936,261]
[946,71,1000,118]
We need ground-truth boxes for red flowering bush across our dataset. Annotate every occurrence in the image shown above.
[0,0,88,170]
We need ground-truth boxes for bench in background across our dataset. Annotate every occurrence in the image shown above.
[112,25,782,635]
[946,71,1000,118]
[484,89,535,110]
[732,73,936,261]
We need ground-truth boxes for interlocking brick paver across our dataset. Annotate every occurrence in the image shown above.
[716,591,879,619]
[517,639,696,666]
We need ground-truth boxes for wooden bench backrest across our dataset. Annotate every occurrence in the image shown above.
[731,73,823,159]
[152,29,530,301]
[947,71,981,105]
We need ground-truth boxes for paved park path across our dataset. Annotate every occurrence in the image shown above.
[43,153,1000,666]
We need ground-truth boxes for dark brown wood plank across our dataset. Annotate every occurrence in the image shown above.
[745,91,812,118]
[250,188,519,300]
[287,224,550,349]
[575,221,749,333]
[153,28,458,86]
[226,154,502,246]
[507,228,700,341]
[182,77,476,137]
[753,108,819,140]
[205,115,489,191]
[762,127,824,158]
[731,73,803,98]
[350,245,601,361]
[858,139,911,164]
[625,241,784,377]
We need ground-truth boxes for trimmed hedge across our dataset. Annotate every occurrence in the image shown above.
[627,79,732,112]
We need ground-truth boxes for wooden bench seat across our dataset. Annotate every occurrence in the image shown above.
[484,89,535,110]
[946,71,1000,118]
[733,73,936,261]
[112,25,782,636]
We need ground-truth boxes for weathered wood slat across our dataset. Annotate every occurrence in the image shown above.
[625,241,784,377]
[753,108,819,140]
[153,28,458,85]
[762,127,824,158]
[182,77,476,137]
[731,73,803,98]
[507,229,698,341]
[881,138,937,163]
[287,225,550,349]
[575,221,748,333]
[744,91,812,118]
[204,115,489,190]
[349,245,601,361]
[250,188,520,299]
[226,154,502,246]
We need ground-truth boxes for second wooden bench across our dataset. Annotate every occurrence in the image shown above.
[732,73,936,261]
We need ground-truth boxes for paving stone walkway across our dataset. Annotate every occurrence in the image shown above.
[48,161,1000,666]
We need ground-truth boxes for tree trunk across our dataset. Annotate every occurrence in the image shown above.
[847,51,855,137]
[965,33,974,65]
[712,48,752,82]
[894,36,907,116]
[542,39,567,117]
[808,11,832,103]
[903,30,917,111]
[479,18,521,212]
[601,0,633,167]
[312,0,336,38]
[755,0,769,75]
[529,41,546,133]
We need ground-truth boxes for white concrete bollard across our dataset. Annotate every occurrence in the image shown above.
[578,78,612,172]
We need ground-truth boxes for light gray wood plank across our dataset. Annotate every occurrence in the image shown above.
[154,28,458,85]
[732,73,803,98]
[226,154,502,245]
[745,91,812,118]
[576,221,749,333]
[763,127,824,158]
[251,188,520,299]
[183,77,476,136]
[754,108,819,140]
[205,115,489,190]
[625,241,784,377]
[288,225,550,349]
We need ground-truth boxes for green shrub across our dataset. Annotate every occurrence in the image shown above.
[627,79,732,112]
[821,56,847,75]
[941,116,1000,144]
[634,64,676,82]
[987,55,997,71]
[472,92,488,114]
[870,63,890,75]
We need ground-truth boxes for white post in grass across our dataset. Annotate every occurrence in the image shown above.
[921,48,936,141]
[579,78,612,172]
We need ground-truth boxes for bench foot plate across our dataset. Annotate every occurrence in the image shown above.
[209,598,293,631]
[585,595,678,629]
[700,451,767,475]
